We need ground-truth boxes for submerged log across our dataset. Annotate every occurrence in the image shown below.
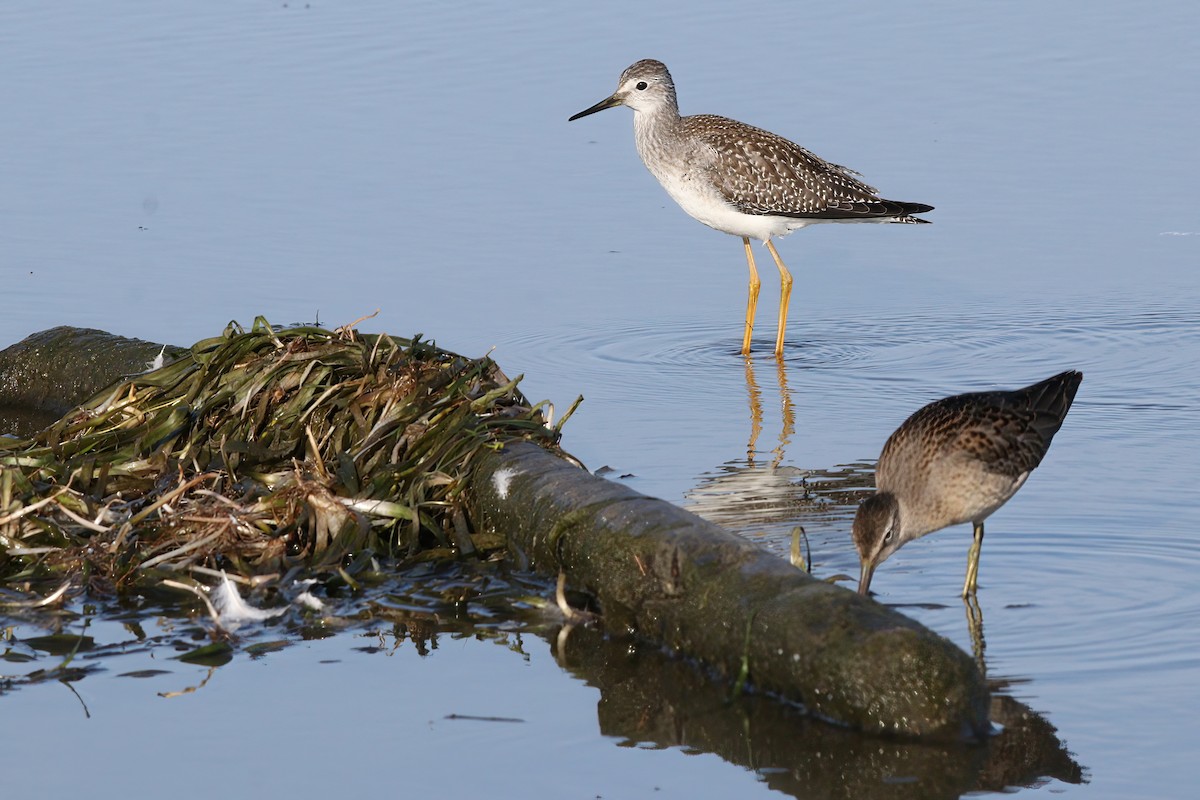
[0,325,989,739]
[467,440,989,739]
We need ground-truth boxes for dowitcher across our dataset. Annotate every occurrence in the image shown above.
[853,370,1082,597]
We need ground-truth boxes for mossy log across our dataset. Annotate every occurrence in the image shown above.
[466,441,989,739]
[1,326,989,739]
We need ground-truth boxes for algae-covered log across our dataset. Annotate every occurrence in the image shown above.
[1,324,989,740]
[467,441,989,739]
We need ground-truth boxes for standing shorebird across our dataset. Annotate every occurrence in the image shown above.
[569,59,933,358]
[853,371,1083,597]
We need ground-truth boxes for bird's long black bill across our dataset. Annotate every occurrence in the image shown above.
[568,94,622,121]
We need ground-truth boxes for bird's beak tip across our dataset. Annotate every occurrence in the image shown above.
[569,94,622,122]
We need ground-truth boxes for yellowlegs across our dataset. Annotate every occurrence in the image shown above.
[569,59,933,358]
[853,370,1083,597]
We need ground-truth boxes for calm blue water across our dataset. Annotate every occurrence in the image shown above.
[2,2,1198,797]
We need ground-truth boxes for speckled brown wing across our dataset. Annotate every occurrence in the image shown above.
[684,114,932,220]
[880,371,1083,484]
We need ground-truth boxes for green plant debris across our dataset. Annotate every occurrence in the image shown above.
[245,640,292,658]
[0,318,566,603]
[175,641,235,666]
[21,634,96,655]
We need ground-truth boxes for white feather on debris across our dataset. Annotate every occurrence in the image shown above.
[493,467,518,499]
[211,571,286,630]
[145,345,168,372]
[292,578,325,611]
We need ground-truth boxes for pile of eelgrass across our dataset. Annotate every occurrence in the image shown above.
[0,318,573,600]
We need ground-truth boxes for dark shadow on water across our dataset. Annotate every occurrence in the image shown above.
[555,623,1084,797]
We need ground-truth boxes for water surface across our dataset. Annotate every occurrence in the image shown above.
[2,2,1198,798]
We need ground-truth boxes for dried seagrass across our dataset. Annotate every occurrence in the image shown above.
[0,318,575,599]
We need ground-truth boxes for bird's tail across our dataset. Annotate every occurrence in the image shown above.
[1025,370,1084,444]
[891,201,934,224]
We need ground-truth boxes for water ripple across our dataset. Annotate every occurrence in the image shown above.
[505,295,1200,430]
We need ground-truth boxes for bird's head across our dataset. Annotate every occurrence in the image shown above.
[852,491,904,596]
[569,59,677,121]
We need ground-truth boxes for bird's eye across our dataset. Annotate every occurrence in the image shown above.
[636,81,648,91]
[883,528,895,544]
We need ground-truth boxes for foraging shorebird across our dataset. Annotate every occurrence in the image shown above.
[853,371,1082,597]
[569,59,932,358]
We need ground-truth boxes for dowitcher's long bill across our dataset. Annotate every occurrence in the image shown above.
[569,59,933,358]
[853,370,1083,597]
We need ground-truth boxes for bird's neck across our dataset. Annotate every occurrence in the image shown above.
[893,494,937,546]
[632,101,683,163]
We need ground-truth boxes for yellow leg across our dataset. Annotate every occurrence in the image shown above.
[962,521,985,597]
[740,237,761,355]
[764,240,793,359]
